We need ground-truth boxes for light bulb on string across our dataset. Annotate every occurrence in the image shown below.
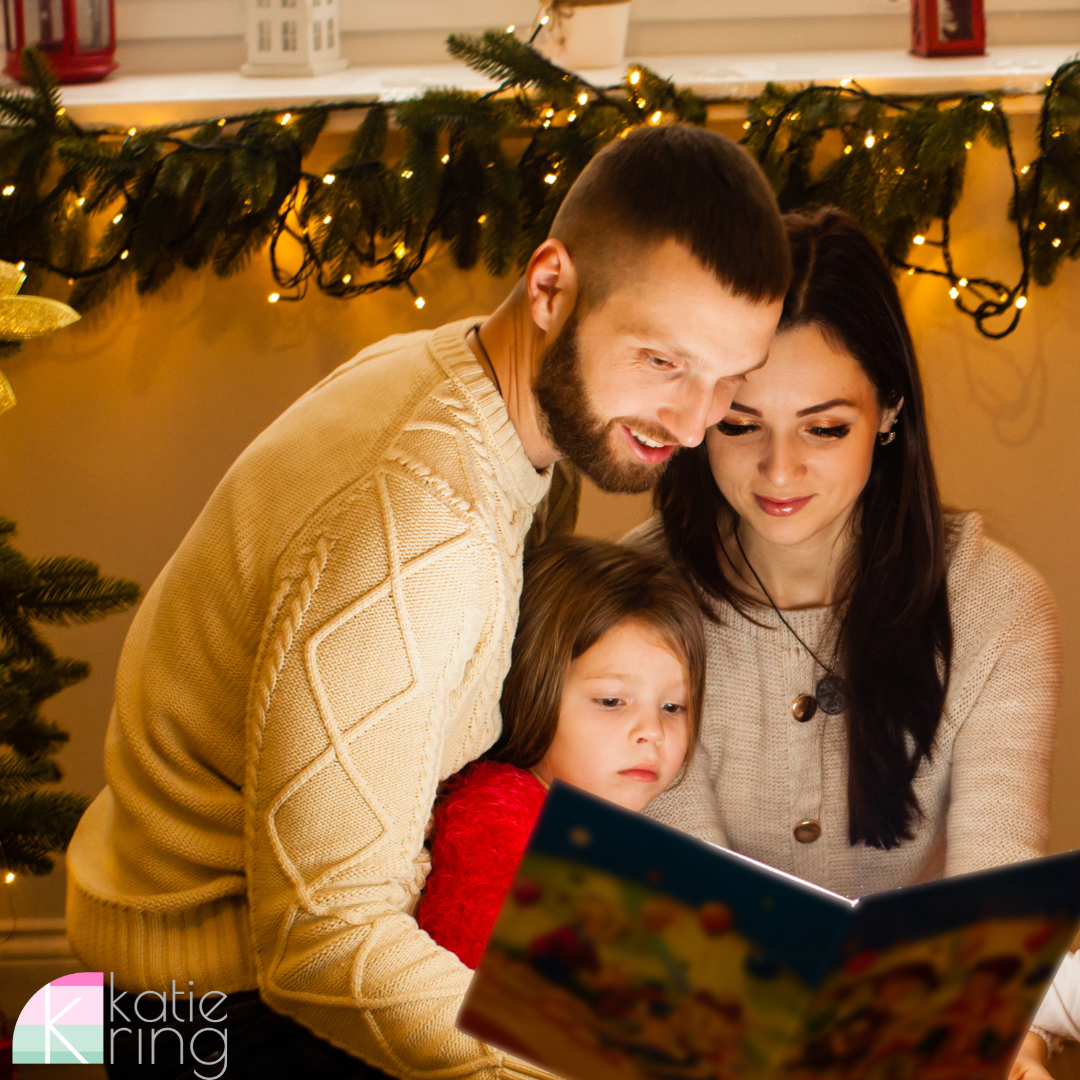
[415,296,426,309]
[1015,296,1027,309]
[1,186,14,197]
[269,292,280,303]
[322,173,336,184]
[1059,200,1070,211]
[913,235,925,245]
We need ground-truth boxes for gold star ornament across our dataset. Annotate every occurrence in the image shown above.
[0,259,81,416]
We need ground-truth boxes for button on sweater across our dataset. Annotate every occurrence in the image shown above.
[65,318,555,1079]
[627,512,1060,899]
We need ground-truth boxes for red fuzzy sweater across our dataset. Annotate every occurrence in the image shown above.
[417,760,547,969]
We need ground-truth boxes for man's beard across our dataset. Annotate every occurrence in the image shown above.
[533,312,678,495]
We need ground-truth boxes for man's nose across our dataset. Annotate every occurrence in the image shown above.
[659,383,716,448]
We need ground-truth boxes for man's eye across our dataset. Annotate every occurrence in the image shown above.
[649,355,676,370]
[717,420,758,436]
[808,424,850,439]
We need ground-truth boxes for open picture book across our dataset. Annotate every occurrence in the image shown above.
[458,783,1080,1080]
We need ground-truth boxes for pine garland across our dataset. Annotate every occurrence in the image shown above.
[0,38,1078,339]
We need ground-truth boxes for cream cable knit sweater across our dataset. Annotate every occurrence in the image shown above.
[629,513,1060,898]
[66,319,554,1080]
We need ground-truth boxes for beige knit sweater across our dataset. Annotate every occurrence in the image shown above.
[66,318,554,1079]
[629,513,1061,898]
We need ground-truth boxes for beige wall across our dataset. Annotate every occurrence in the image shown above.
[2,115,1077,930]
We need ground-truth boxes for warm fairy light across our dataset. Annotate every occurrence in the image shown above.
[543,120,551,128]
[112,213,123,224]
[120,250,129,260]
[578,92,588,105]
[913,234,925,245]
[544,108,555,118]
[959,278,968,287]
[540,14,549,24]
[840,77,852,88]
[441,154,450,163]
[1059,200,1070,211]
[323,215,332,224]
[415,296,426,309]
[342,273,352,283]
[629,70,640,85]
[907,268,915,275]
[964,141,973,150]
[218,118,227,127]
[478,214,487,224]
[394,242,406,259]
[1021,165,1029,174]
[322,173,336,184]
[1053,238,1062,247]
[864,134,876,148]
[544,173,558,184]
[949,287,959,298]
[650,111,662,125]
[982,100,994,111]
[743,120,751,130]
[401,170,413,179]
[1,185,14,196]
[895,167,905,175]
[1039,221,1047,229]
[506,24,515,32]
[3,872,13,884]
[636,97,646,109]
[15,261,25,271]
[268,292,280,303]
[128,127,137,136]
[76,196,86,206]
[57,107,65,116]
[1015,296,1027,309]
[280,113,292,125]
[843,145,852,155]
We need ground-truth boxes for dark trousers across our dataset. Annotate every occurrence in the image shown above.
[105,989,395,1080]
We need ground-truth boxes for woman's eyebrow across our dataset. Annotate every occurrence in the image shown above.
[796,398,856,416]
[728,401,761,416]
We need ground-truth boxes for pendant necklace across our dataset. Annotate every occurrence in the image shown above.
[732,525,848,719]
[470,323,503,397]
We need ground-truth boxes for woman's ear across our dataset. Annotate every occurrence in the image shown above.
[879,395,905,436]
[525,239,578,338]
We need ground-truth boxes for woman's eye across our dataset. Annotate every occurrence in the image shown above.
[597,698,624,708]
[717,420,758,436]
[661,702,686,714]
[808,424,851,439]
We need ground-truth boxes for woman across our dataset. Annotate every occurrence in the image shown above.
[635,208,1060,899]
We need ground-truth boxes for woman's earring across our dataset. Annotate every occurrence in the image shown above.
[878,418,899,446]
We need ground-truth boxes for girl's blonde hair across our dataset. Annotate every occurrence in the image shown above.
[491,536,705,771]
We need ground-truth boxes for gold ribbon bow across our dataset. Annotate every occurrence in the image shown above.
[0,260,81,415]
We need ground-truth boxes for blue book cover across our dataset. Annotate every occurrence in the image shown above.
[458,782,1080,1080]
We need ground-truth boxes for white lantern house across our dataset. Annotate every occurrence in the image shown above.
[242,0,348,77]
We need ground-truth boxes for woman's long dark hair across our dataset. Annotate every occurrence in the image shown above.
[657,208,953,850]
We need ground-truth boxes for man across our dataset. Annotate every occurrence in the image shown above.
[66,124,789,1078]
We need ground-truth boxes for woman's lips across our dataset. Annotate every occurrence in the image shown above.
[619,768,660,782]
[754,494,813,517]
[621,424,676,465]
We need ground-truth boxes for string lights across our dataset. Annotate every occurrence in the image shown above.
[1,39,1077,337]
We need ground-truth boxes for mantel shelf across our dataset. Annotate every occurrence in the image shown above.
[5,42,1076,125]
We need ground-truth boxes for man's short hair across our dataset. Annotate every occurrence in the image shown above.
[550,124,791,309]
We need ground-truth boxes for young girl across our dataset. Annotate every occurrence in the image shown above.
[415,536,706,969]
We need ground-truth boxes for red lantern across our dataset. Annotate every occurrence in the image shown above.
[911,0,986,57]
[3,0,116,84]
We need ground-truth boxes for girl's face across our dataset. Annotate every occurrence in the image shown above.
[534,619,690,812]
[705,323,902,552]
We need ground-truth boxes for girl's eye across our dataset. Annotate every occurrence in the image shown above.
[808,424,851,439]
[596,698,624,708]
[661,702,686,714]
[717,420,759,436]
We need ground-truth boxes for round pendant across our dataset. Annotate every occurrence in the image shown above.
[815,674,847,715]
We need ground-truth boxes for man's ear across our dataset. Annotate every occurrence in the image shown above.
[525,239,578,337]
